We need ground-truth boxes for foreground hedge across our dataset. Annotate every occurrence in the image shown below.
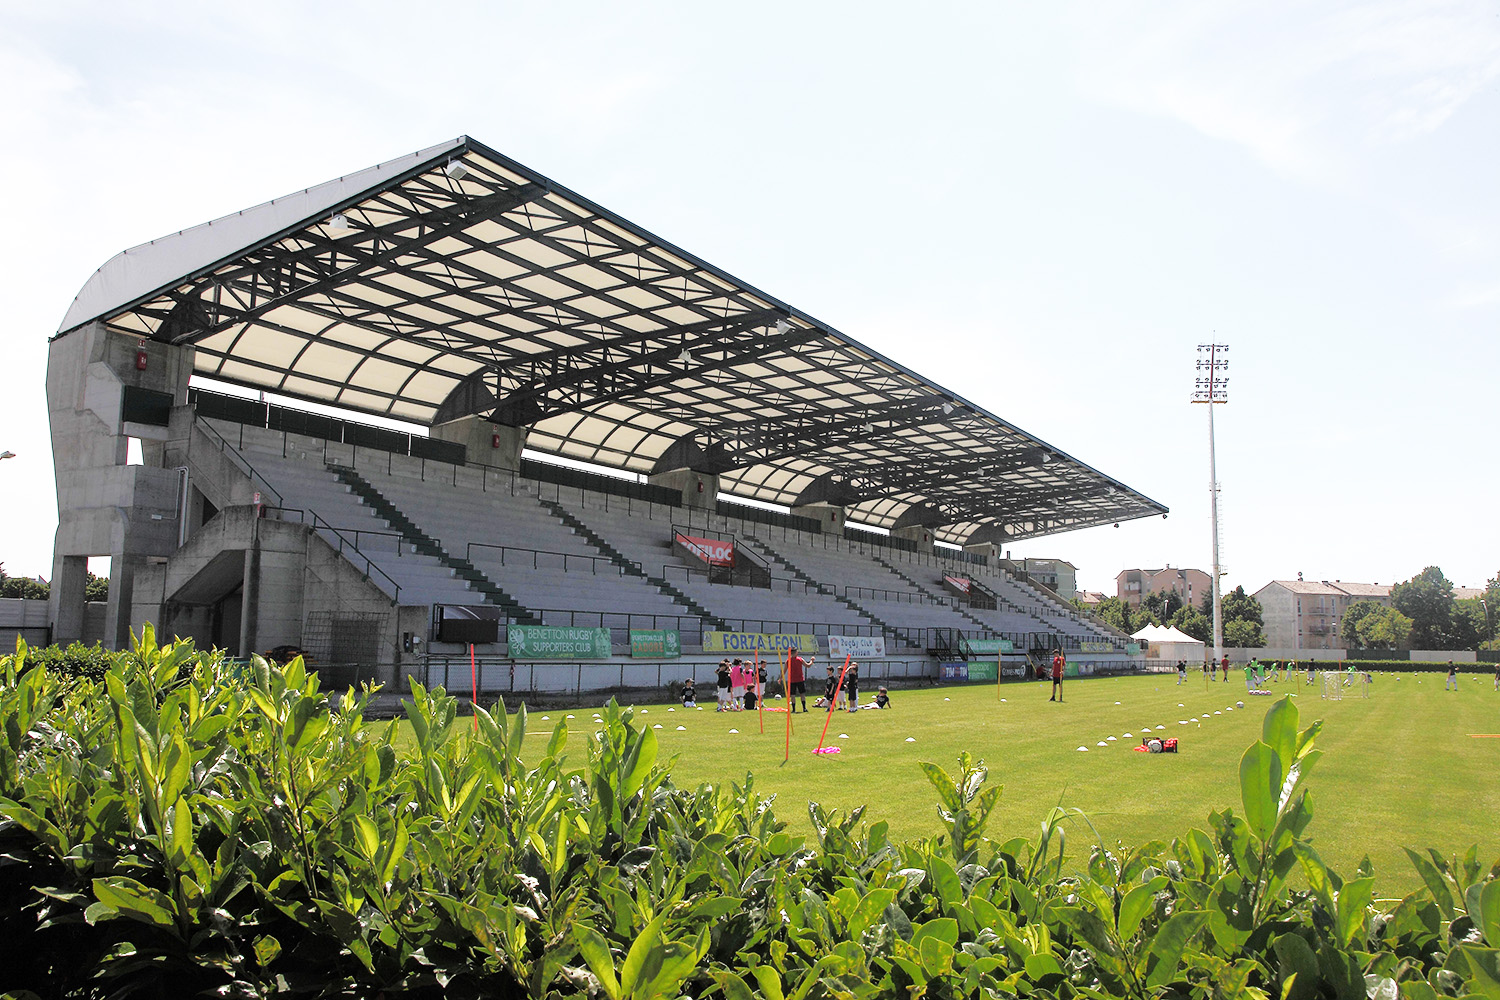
[1,631,1497,999]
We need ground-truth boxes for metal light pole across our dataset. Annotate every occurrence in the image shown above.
[1193,344,1229,666]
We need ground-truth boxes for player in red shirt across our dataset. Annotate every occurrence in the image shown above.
[786,650,812,713]
[1050,650,1065,702]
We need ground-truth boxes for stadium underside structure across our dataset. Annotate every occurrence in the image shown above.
[46,135,1165,680]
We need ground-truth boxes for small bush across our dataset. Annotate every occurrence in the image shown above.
[1,630,1496,998]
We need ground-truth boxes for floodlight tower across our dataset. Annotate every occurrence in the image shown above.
[1193,344,1229,665]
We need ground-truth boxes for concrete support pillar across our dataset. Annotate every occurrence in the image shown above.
[431,416,524,469]
[50,555,88,645]
[647,467,718,511]
[790,502,846,534]
[47,321,195,649]
[891,525,936,547]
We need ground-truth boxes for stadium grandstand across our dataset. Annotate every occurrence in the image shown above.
[46,135,1166,694]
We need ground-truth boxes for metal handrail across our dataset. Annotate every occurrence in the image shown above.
[195,417,284,508]
[842,585,949,606]
[465,541,626,575]
[306,510,403,605]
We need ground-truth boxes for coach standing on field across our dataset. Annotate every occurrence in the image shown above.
[787,649,811,713]
[1049,649,1065,702]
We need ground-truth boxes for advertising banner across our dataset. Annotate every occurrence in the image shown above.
[505,625,611,659]
[1080,640,1115,653]
[958,638,1015,655]
[629,629,681,658]
[828,635,886,659]
[967,661,998,681]
[943,575,971,593]
[675,532,735,567]
[703,631,817,655]
[1125,643,1142,656]
[940,662,970,681]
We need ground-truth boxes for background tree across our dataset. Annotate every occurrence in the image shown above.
[1169,605,1211,642]
[1481,572,1500,650]
[84,573,109,603]
[1341,601,1413,650]
[1199,585,1266,646]
[1391,566,1456,649]
[1141,588,1184,623]
[1091,595,1160,635]
[0,563,49,600]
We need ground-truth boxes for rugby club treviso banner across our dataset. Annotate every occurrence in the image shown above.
[703,631,817,655]
[828,635,886,659]
[505,625,611,659]
[629,629,681,658]
[675,532,734,566]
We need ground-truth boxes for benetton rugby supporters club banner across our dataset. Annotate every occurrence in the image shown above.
[675,532,734,566]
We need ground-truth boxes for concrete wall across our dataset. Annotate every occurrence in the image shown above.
[1257,585,1300,650]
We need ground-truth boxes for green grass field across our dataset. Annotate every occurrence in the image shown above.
[456,672,1500,893]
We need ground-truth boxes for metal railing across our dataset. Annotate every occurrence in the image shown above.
[196,417,284,508]
[466,542,632,575]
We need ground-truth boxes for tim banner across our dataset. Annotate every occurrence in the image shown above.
[703,631,817,655]
[629,629,681,658]
[958,638,1015,655]
[940,662,970,681]
[828,635,886,659]
[675,532,734,566]
[505,625,611,659]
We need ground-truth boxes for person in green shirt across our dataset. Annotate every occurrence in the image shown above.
[1244,662,1258,693]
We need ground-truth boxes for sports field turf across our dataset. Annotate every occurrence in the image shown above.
[466,671,1500,893]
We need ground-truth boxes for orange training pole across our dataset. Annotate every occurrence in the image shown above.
[815,654,854,752]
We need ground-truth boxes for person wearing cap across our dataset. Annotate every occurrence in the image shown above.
[1446,660,1459,691]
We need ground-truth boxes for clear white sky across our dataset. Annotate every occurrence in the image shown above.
[1,1,1496,595]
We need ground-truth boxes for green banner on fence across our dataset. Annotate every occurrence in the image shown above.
[967,661,999,681]
[959,638,1014,655]
[506,625,611,659]
[629,630,681,658]
[1125,643,1141,656]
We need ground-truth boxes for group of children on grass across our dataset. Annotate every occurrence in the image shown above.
[680,652,891,713]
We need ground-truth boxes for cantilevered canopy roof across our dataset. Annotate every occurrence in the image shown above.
[58,136,1166,543]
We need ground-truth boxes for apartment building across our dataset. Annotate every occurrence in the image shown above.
[1255,578,1393,651]
[1116,565,1211,608]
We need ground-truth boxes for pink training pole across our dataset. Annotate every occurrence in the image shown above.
[756,648,765,734]
[815,655,854,753]
[783,648,792,761]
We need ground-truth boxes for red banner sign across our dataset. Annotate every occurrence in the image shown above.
[677,533,735,567]
[944,575,971,593]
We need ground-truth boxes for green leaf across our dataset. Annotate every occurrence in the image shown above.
[253,934,281,967]
[575,925,620,1000]
[1405,847,1455,919]
[911,917,960,949]
[1049,905,1119,958]
[379,818,409,885]
[1272,933,1320,1000]
[1459,945,1500,998]
[619,727,658,803]
[353,816,379,861]
[1145,910,1208,987]
[1119,877,1169,940]
[91,876,176,930]
[920,934,956,977]
[1480,880,1500,947]
[1239,741,1280,841]
[620,912,665,997]
[713,970,757,1000]
[1335,877,1374,948]
[167,795,193,870]
[1262,697,1298,772]
[750,965,786,1000]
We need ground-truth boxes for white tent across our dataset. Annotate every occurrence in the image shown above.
[1130,624,1207,663]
